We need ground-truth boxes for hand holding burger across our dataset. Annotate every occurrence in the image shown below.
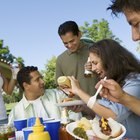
[57,76,75,97]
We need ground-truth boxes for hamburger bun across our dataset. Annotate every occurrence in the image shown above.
[57,76,71,88]
[92,117,122,140]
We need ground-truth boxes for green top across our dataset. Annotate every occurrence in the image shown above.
[56,39,98,96]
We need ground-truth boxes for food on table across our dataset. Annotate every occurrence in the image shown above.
[73,127,88,140]
[72,117,92,140]
[92,117,122,140]
[77,117,92,131]
[99,117,112,135]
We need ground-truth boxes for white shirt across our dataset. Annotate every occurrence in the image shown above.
[28,97,49,120]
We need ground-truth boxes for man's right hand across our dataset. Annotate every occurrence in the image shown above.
[96,79,125,103]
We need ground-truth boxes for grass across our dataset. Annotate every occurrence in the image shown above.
[5,102,17,115]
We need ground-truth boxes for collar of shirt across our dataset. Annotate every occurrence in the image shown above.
[22,94,45,109]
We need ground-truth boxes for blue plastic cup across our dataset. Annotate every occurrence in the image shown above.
[27,117,43,127]
[44,119,61,140]
[14,119,27,131]
[23,127,33,140]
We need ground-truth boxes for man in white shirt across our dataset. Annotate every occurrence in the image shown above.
[8,66,81,124]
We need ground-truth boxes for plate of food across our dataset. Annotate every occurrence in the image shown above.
[66,117,126,140]
[56,98,85,107]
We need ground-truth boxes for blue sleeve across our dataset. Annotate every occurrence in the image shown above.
[98,76,140,122]
[123,77,140,99]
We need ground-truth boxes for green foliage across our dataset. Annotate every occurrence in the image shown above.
[42,56,57,89]
[5,102,17,115]
[0,39,25,65]
[3,87,22,103]
[80,19,121,43]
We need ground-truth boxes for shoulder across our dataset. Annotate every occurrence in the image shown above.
[124,73,140,85]
[123,73,140,97]
[57,50,69,61]
[10,99,23,113]
[44,89,67,98]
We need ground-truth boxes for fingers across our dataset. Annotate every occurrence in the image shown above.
[84,61,92,70]
[68,75,76,81]
[97,79,118,91]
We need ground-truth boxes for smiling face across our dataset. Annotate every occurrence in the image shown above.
[89,52,106,79]
[60,31,81,52]
[124,10,140,41]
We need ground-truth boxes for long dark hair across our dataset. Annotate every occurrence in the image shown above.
[89,39,140,85]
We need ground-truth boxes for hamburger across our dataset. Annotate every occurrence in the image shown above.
[57,76,71,88]
[57,76,74,97]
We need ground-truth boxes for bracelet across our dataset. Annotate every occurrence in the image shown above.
[87,96,96,109]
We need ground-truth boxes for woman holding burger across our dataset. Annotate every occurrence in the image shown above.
[67,39,140,139]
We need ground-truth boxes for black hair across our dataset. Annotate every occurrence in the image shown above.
[17,66,38,91]
[58,21,80,36]
[108,0,140,17]
[89,39,140,85]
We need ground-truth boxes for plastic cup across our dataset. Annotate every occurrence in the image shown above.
[27,117,43,127]
[44,119,61,140]
[23,127,33,140]
[43,118,55,125]
[14,119,27,131]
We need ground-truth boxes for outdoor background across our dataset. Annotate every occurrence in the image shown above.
[0,0,140,70]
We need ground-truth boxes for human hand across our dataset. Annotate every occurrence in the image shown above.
[68,76,81,95]
[95,79,124,103]
[59,86,74,97]
[84,61,92,71]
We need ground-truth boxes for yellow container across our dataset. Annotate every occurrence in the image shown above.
[28,118,50,140]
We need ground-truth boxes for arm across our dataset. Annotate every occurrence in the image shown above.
[1,65,19,95]
[98,79,140,116]
[101,79,140,113]
[68,76,117,119]
[2,74,16,95]
[120,93,140,116]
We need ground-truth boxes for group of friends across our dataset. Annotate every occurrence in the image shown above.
[0,0,140,139]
